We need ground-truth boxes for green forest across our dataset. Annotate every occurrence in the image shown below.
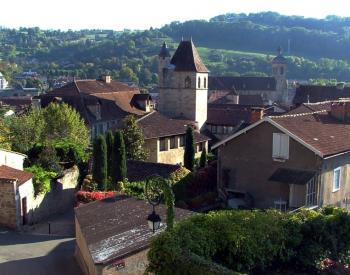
[2,12,350,89]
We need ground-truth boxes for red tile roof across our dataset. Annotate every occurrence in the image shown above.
[138,111,210,142]
[0,165,32,185]
[270,110,350,157]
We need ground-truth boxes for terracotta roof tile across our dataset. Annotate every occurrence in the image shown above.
[0,165,32,185]
[138,111,210,143]
[270,110,350,157]
[207,106,251,126]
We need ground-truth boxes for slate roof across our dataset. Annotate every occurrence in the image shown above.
[75,196,193,264]
[208,90,264,106]
[40,79,147,125]
[293,85,350,105]
[269,168,316,185]
[138,111,210,142]
[170,40,209,73]
[159,42,171,58]
[127,160,181,182]
[209,76,276,91]
[0,165,32,185]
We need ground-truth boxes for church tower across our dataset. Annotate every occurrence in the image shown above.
[158,40,209,130]
[271,46,288,103]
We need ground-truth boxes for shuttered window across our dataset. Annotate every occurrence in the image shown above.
[272,133,289,160]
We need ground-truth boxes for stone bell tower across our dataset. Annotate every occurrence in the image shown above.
[157,40,209,130]
[272,46,288,103]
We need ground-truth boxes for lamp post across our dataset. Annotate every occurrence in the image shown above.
[145,175,162,233]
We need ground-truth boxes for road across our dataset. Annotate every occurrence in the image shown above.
[0,227,83,275]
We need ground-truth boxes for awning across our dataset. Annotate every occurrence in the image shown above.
[269,168,316,185]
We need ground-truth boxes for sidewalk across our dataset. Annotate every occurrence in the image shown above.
[22,208,75,237]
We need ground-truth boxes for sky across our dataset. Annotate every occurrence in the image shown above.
[2,0,350,30]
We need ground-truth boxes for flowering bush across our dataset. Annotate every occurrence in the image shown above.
[76,191,117,203]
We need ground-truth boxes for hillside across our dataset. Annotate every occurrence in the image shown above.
[1,12,350,89]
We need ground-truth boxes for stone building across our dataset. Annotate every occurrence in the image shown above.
[75,196,193,275]
[40,76,152,140]
[157,40,209,130]
[208,48,290,106]
[0,148,79,229]
[138,111,209,165]
[213,100,350,210]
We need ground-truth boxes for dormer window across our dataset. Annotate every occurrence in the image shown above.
[185,76,191,88]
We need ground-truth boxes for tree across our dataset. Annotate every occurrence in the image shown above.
[93,135,107,190]
[105,130,114,179]
[184,126,195,171]
[199,147,207,168]
[42,103,90,149]
[0,118,11,150]
[113,130,127,185]
[122,115,149,160]
[7,107,44,153]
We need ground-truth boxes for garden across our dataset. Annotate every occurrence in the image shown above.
[147,206,350,275]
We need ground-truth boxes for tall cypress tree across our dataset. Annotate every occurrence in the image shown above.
[106,130,114,179]
[113,130,127,184]
[184,126,195,171]
[92,134,107,190]
[199,147,207,168]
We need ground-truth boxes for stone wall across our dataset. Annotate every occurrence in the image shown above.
[24,166,80,225]
[0,179,17,228]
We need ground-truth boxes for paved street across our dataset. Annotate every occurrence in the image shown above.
[0,228,82,275]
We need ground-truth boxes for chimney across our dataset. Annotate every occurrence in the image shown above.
[250,108,264,124]
[330,101,350,122]
[101,75,111,83]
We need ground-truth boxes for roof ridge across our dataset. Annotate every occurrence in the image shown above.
[137,110,156,122]
[269,110,327,119]
[305,99,350,105]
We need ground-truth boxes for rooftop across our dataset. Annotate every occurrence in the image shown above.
[138,111,210,142]
[170,40,209,73]
[127,160,181,182]
[75,196,193,264]
[0,165,32,185]
[209,76,276,92]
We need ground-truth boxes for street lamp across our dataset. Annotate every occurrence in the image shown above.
[145,175,162,233]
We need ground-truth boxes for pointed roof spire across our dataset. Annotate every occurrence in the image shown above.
[158,42,171,58]
[272,45,287,65]
[170,40,209,73]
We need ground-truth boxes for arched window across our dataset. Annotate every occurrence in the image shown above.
[280,67,284,75]
[198,77,201,88]
[185,76,191,88]
[204,77,207,88]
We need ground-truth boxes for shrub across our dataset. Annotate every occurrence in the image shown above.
[184,126,195,171]
[25,165,57,196]
[76,191,117,203]
[92,135,108,190]
[147,207,350,274]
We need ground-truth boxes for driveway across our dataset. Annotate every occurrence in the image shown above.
[0,228,83,275]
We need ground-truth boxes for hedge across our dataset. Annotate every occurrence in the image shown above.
[147,207,350,274]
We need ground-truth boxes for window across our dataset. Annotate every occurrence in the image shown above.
[333,167,341,192]
[185,76,191,88]
[280,67,284,75]
[170,136,177,149]
[159,138,167,152]
[179,135,185,147]
[204,77,207,88]
[198,77,201,88]
[272,133,289,160]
